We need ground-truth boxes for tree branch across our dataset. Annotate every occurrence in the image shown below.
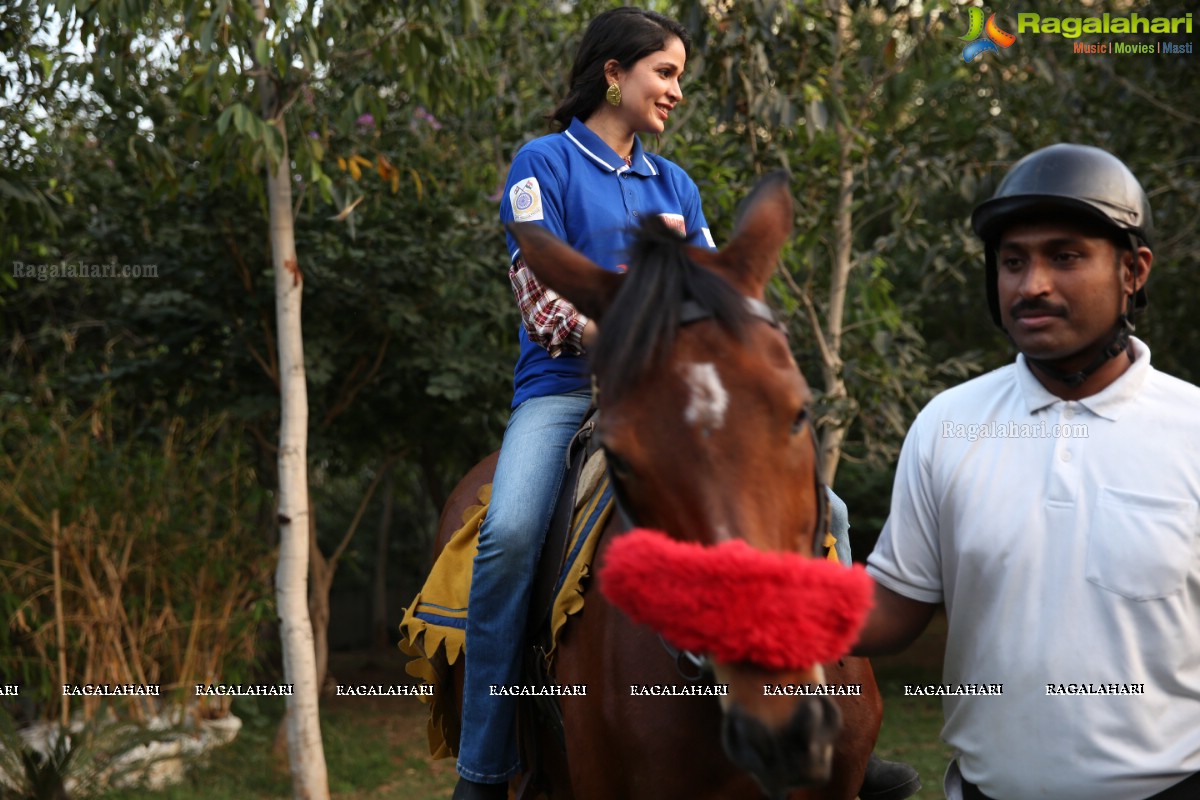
[221,219,279,389]
[779,263,837,376]
[320,332,391,427]
[1098,62,1200,126]
[327,452,402,570]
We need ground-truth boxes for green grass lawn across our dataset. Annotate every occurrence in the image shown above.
[102,698,458,800]
[105,620,952,799]
[872,611,955,798]
[874,689,953,798]
[103,651,458,800]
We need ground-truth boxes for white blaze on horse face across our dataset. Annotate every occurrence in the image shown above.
[681,362,729,432]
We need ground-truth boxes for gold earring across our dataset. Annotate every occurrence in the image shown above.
[606,83,622,107]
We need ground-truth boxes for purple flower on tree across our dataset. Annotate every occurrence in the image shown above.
[413,106,443,131]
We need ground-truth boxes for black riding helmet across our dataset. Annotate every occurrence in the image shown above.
[971,143,1153,327]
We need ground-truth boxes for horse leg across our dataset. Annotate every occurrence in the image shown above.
[817,656,882,800]
[550,586,632,800]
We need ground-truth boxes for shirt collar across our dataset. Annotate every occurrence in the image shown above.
[563,117,658,177]
[1015,336,1151,420]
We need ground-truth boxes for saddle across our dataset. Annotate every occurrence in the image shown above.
[516,410,608,797]
[398,410,613,781]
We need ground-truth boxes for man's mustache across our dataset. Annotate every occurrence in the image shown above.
[1009,299,1067,319]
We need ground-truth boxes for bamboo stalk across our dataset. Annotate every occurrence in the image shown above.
[69,540,139,721]
[100,536,155,721]
[180,586,204,709]
[52,509,69,728]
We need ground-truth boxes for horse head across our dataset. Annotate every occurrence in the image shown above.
[508,172,873,797]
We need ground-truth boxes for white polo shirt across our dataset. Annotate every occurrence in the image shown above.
[868,338,1200,800]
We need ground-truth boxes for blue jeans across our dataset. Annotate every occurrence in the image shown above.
[827,487,853,565]
[457,390,592,783]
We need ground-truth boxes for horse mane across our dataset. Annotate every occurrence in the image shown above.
[591,217,750,402]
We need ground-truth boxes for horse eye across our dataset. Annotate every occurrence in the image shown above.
[790,408,809,435]
[606,450,632,480]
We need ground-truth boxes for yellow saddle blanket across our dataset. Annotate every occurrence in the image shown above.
[398,452,613,758]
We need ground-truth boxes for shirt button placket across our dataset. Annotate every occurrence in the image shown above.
[1058,403,1070,462]
[1055,402,1080,472]
[1044,401,1082,502]
[623,174,638,222]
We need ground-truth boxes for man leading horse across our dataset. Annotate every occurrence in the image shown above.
[854,143,1200,800]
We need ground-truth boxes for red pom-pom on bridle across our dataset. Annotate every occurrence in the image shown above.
[598,528,875,670]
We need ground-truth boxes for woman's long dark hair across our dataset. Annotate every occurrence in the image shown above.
[549,7,692,131]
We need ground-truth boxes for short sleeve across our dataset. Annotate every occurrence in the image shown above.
[501,147,567,263]
[675,169,715,250]
[866,413,945,603]
[499,143,588,356]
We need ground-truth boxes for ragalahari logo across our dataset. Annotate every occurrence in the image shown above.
[960,8,1017,62]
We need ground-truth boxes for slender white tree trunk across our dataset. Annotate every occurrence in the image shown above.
[269,133,331,800]
[818,0,857,487]
[254,1,330,796]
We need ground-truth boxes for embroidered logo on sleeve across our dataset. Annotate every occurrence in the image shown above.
[658,213,686,237]
[510,177,544,222]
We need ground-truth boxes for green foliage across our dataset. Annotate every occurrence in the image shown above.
[2,0,521,629]
[609,0,1198,551]
[668,0,985,472]
[0,4,81,265]
[2,0,1197,637]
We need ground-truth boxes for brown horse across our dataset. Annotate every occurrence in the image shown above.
[432,172,882,800]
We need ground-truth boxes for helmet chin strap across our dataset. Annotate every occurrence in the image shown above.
[1023,296,1136,389]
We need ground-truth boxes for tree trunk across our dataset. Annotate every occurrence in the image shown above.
[371,466,395,651]
[819,0,856,488]
[308,505,333,694]
[256,1,330,795]
[308,461,395,690]
[269,136,331,800]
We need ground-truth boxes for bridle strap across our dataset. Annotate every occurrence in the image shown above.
[679,297,781,330]
[810,427,829,559]
[607,464,637,534]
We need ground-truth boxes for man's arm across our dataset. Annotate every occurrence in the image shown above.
[852,583,939,657]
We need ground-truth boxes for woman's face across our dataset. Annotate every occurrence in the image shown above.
[610,35,686,135]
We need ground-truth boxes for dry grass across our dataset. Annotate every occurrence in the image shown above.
[0,400,272,724]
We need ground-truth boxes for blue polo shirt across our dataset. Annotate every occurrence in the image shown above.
[501,117,714,408]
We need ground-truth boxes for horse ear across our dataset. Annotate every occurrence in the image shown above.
[705,171,794,298]
[507,222,624,322]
